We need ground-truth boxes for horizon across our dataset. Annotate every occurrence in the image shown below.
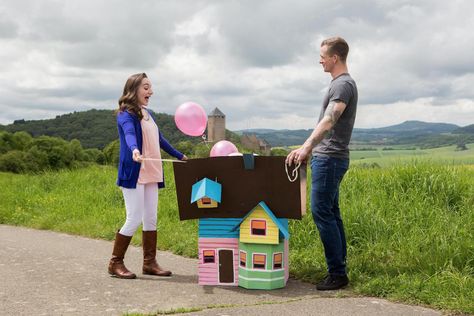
[1,108,470,131]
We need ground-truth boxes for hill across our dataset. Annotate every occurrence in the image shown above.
[5,110,118,148]
[351,120,462,147]
[366,120,458,133]
[237,121,474,148]
[237,129,312,147]
[453,124,474,134]
[4,112,473,149]
[3,109,238,149]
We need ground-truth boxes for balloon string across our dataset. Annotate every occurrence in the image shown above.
[285,162,301,182]
[201,134,210,148]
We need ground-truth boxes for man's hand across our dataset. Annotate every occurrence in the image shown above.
[132,149,143,162]
[286,146,311,166]
[181,154,189,161]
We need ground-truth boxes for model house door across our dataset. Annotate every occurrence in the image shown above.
[218,249,234,283]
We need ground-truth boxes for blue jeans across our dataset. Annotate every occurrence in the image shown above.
[311,155,349,276]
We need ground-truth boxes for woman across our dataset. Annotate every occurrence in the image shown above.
[109,73,188,279]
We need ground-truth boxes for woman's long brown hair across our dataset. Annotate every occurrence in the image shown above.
[117,72,147,119]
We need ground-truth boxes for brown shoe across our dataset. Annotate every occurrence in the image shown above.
[142,230,172,276]
[108,232,136,279]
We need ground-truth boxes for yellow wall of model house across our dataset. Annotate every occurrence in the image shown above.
[239,206,279,244]
[197,199,218,208]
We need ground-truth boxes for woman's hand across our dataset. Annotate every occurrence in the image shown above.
[132,149,143,162]
[181,154,189,161]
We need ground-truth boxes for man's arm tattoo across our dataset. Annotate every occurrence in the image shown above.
[324,101,343,125]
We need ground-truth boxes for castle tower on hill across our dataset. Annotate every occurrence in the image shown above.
[207,107,226,142]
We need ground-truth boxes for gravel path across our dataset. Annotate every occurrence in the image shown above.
[0,225,441,316]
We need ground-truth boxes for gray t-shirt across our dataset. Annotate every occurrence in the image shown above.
[312,73,358,159]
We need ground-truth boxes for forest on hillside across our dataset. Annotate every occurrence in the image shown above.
[3,109,209,149]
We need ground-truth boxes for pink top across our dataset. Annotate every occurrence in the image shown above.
[138,108,163,184]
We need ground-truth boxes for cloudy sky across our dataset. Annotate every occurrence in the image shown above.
[1,0,473,130]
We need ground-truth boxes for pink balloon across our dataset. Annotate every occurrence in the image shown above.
[210,141,238,157]
[174,102,207,136]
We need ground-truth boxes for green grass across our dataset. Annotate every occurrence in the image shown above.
[350,143,474,166]
[0,164,198,256]
[0,161,473,313]
[290,161,474,313]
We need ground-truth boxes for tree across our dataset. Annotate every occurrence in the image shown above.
[0,150,40,173]
[456,141,468,151]
[12,131,33,151]
[193,143,211,158]
[103,139,120,166]
[70,139,86,160]
[175,141,195,156]
[27,146,49,170]
[0,132,13,154]
[84,148,106,164]
[30,136,74,170]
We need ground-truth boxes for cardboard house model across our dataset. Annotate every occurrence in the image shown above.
[173,156,306,290]
[231,201,290,289]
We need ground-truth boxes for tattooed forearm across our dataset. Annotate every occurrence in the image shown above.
[324,101,343,125]
[302,101,346,149]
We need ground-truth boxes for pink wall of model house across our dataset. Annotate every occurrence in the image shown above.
[198,237,239,286]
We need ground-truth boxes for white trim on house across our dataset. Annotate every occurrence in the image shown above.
[239,266,284,273]
[238,275,285,282]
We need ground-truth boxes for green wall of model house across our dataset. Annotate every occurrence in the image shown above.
[238,241,286,290]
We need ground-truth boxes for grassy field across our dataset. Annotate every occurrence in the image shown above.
[350,143,474,166]
[0,161,473,313]
[0,164,198,256]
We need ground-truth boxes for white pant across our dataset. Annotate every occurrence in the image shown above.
[119,183,159,236]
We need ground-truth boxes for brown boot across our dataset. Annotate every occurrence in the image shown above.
[108,232,136,279]
[142,230,171,276]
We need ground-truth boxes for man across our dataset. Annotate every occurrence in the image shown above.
[286,37,358,291]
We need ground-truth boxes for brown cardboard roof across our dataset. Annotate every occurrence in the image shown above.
[173,156,306,220]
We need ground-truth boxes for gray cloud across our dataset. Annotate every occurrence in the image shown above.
[0,0,473,129]
[0,18,18,38]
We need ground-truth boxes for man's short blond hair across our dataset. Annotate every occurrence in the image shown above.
[321,37,349,63]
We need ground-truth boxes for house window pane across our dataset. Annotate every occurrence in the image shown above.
[203,250,215,263]
[251,220,266,236]
[273,253,282,269]
[253,254,266,269]
[240,251,246,267]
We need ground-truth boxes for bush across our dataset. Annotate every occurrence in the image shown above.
[0,150,40,173]
[84,148,106,164]
[193,142,211,158]
[0,131,101,173]
[271,148,289,156]
[175,141,195,157]
[103,139,119,166]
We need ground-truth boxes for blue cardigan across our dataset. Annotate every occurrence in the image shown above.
[116,110,184,189]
